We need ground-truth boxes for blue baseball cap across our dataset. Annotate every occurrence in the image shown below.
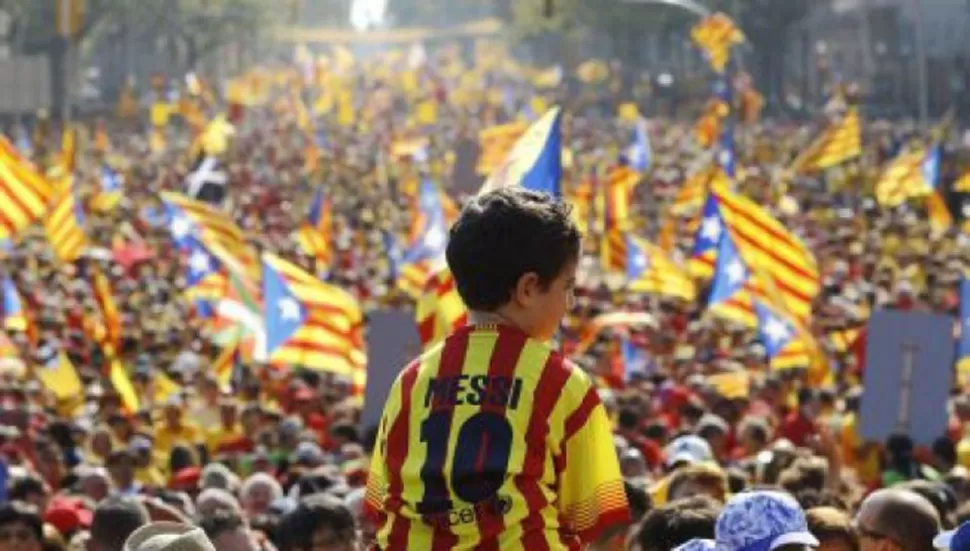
[716,491,819,551]
[934,521,970,551]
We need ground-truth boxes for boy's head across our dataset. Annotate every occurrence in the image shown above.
[447,188,580,341]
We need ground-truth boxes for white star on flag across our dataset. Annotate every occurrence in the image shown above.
[700,216,722,242]
[278,297,302,321]
[189,250,211,274]
[763,316,790,345]
[719,149,733,167]
[424,225,446,251]
[726,259,746,284]
[633,252,648,270]
[964,316,970,328]
[171,217,192,239]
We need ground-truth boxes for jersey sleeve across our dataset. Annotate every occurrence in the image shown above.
[363,410,390,524]
[364,371,405,525]
[557,385,630,543]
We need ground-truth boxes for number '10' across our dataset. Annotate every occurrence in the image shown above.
[417,410,514,514]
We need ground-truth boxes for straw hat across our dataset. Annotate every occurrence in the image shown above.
[123,522,215,551]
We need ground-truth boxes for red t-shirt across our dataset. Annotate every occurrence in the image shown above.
[779,412,816,448]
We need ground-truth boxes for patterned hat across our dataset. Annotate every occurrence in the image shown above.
[715,491,819,551]
[934,521,970,551]
[676,539,718,551]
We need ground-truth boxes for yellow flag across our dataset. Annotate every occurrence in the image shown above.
[110,358,140,414]
[154,371,182,405]
[337,92,355,127]
[416,99,438,125]
[618,103,641,122]
[36,352,82,400]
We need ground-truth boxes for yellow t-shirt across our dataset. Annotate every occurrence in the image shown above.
[364,324,630,550]
[206,425,247,454]
[154,423,203,457]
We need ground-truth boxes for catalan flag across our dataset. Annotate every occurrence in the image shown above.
[480,107,562,197]
[875,145,940,207]
[415,265,468,350]
[604,165,639,230]
[625,118,652,173]
[790,107,862,174]
[90,163,124,212]
[626,236,696,301]
[694,98,730,149]
[397,179,449,299]
[707,231,758,326]
[670,164,731,215]
[691,12,745,73]
[0,136,55,239]
[262,252,363,378]
[184,236,228,312]
[44,180,89,263]
[160,192,259,282]
[689,193,726,279]
[753,302,811,370]
[212,342,241,391]
[599,166,640,272]
[567,176,594,236]
[296,186,333,268]
[693,191,819,321]
[91,267,122,349]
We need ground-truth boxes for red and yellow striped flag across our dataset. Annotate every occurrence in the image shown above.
[44,180,88,263]
[476,122,527,176]
[91,267,122,348]
[161,192,260,282]
[0,137,55,239]
[691,13,745,73]
[693,191,820,321]
[694,98,730,148]
[790,107,862,174]
[415,266,468,350]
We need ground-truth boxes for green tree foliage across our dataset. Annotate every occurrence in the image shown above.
[5,0,279,69]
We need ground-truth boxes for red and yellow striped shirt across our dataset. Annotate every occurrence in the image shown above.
[365,324,629,550]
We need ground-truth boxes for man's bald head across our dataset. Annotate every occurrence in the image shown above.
[857,489,940,551]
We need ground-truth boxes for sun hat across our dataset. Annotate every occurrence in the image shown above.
[123,521,215,551]
[715,491,819,551]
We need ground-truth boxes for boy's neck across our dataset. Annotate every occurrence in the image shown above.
[467,310,513,327]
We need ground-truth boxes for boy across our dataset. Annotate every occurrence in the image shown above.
[365,188,629,550]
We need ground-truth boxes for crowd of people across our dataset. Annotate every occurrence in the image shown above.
[0,37,969,551]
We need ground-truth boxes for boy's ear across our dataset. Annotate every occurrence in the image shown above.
[513,272,541,305]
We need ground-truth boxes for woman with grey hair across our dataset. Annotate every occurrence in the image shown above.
[240,473,283,519]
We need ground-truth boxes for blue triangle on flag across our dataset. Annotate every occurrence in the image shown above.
[263,260,307,354]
